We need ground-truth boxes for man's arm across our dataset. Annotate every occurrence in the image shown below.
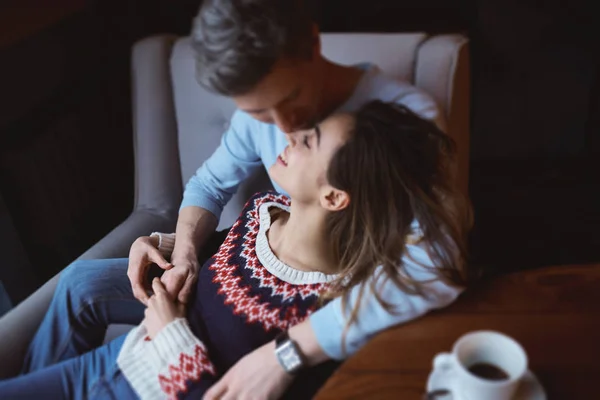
[176,110,263,250]
[161,110,263,301]
[170,207,217,267]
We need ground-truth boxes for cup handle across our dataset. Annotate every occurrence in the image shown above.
[433,352,454,372]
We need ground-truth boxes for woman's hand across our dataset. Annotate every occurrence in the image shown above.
[144,278,186,339]
[203,341,294,400]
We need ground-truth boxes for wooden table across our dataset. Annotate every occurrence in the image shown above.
[315,264,600,399]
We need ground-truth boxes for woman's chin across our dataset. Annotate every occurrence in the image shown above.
[268,165,285,190]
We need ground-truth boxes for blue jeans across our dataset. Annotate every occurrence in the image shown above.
[22,258,145,373]
[0,334,137,399]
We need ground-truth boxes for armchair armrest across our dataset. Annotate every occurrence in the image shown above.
[0,212,163,376]
[0,274,58,378]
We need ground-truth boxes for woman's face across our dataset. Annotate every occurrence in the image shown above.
[270,113,354,205]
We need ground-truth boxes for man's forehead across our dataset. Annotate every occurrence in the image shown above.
[236,85,300,114]
[234,63,305,112]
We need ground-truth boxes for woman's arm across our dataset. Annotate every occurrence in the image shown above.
[287,319,329,366]
[118,279,218,400]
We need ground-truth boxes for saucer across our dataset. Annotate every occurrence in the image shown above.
[426,368,547,400]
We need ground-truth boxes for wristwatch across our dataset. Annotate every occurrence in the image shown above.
[275,330,306,374]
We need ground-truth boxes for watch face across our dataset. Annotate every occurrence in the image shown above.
[277,341,303,372]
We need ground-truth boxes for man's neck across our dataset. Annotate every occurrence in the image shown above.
[317,59,365,120]
[268,203,337,274]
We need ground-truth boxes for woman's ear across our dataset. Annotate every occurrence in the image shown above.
[320,187,350,211]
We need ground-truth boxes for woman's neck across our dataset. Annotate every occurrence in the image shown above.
[268,203,337,274]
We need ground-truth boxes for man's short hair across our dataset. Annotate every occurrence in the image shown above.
[191,0,315,96]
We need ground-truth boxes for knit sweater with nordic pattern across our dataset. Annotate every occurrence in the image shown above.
[117,192,340,400]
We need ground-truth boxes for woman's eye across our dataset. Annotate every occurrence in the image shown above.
[303,135,311,149]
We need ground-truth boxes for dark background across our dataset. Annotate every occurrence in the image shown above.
[1,0,599,304]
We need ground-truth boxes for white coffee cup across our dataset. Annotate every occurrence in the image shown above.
[432,331,528,400]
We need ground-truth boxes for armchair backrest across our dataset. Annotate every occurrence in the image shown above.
[166,33,469,230]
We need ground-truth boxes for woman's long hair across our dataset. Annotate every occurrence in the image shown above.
[322,100,473,350]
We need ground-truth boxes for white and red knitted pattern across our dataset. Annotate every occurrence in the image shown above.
[158,343,216,400]
[209,193,331,332]
[117,319,216,400]
[117,192,339,399]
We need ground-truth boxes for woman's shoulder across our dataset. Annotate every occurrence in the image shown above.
[230,191,290,231]
[243,191,291,212]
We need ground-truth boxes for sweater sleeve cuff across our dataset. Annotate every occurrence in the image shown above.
[151,318,206,362]
[309,308,346,361]
[118,319,216,400]
[150,232,176,258]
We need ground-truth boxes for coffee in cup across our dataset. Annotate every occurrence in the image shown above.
[467,362,510,381]
[432,331,528,400]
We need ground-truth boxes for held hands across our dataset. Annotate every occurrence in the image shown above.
[128,236,173,305]
[143,278,186,339]
[127,235,199,305]
[161,252,199,304]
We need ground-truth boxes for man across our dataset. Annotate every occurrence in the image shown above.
[18,0,461,398]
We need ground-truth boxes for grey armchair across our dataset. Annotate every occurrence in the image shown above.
[0,32,470,378]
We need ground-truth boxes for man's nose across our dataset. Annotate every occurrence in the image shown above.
[273,109,296,134]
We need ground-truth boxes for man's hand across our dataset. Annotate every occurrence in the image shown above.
[128,236,173,305]
[162,252,199,304]
[203,341,293,400]
[167,206,218,303]
[143,278,186,339]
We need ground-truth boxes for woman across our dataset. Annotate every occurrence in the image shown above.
[0,100,471,399]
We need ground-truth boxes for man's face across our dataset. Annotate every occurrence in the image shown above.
[232,57,324,134]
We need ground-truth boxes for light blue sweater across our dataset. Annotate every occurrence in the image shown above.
[180,64,462,360]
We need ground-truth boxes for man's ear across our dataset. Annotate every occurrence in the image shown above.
[320,187,350,212]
